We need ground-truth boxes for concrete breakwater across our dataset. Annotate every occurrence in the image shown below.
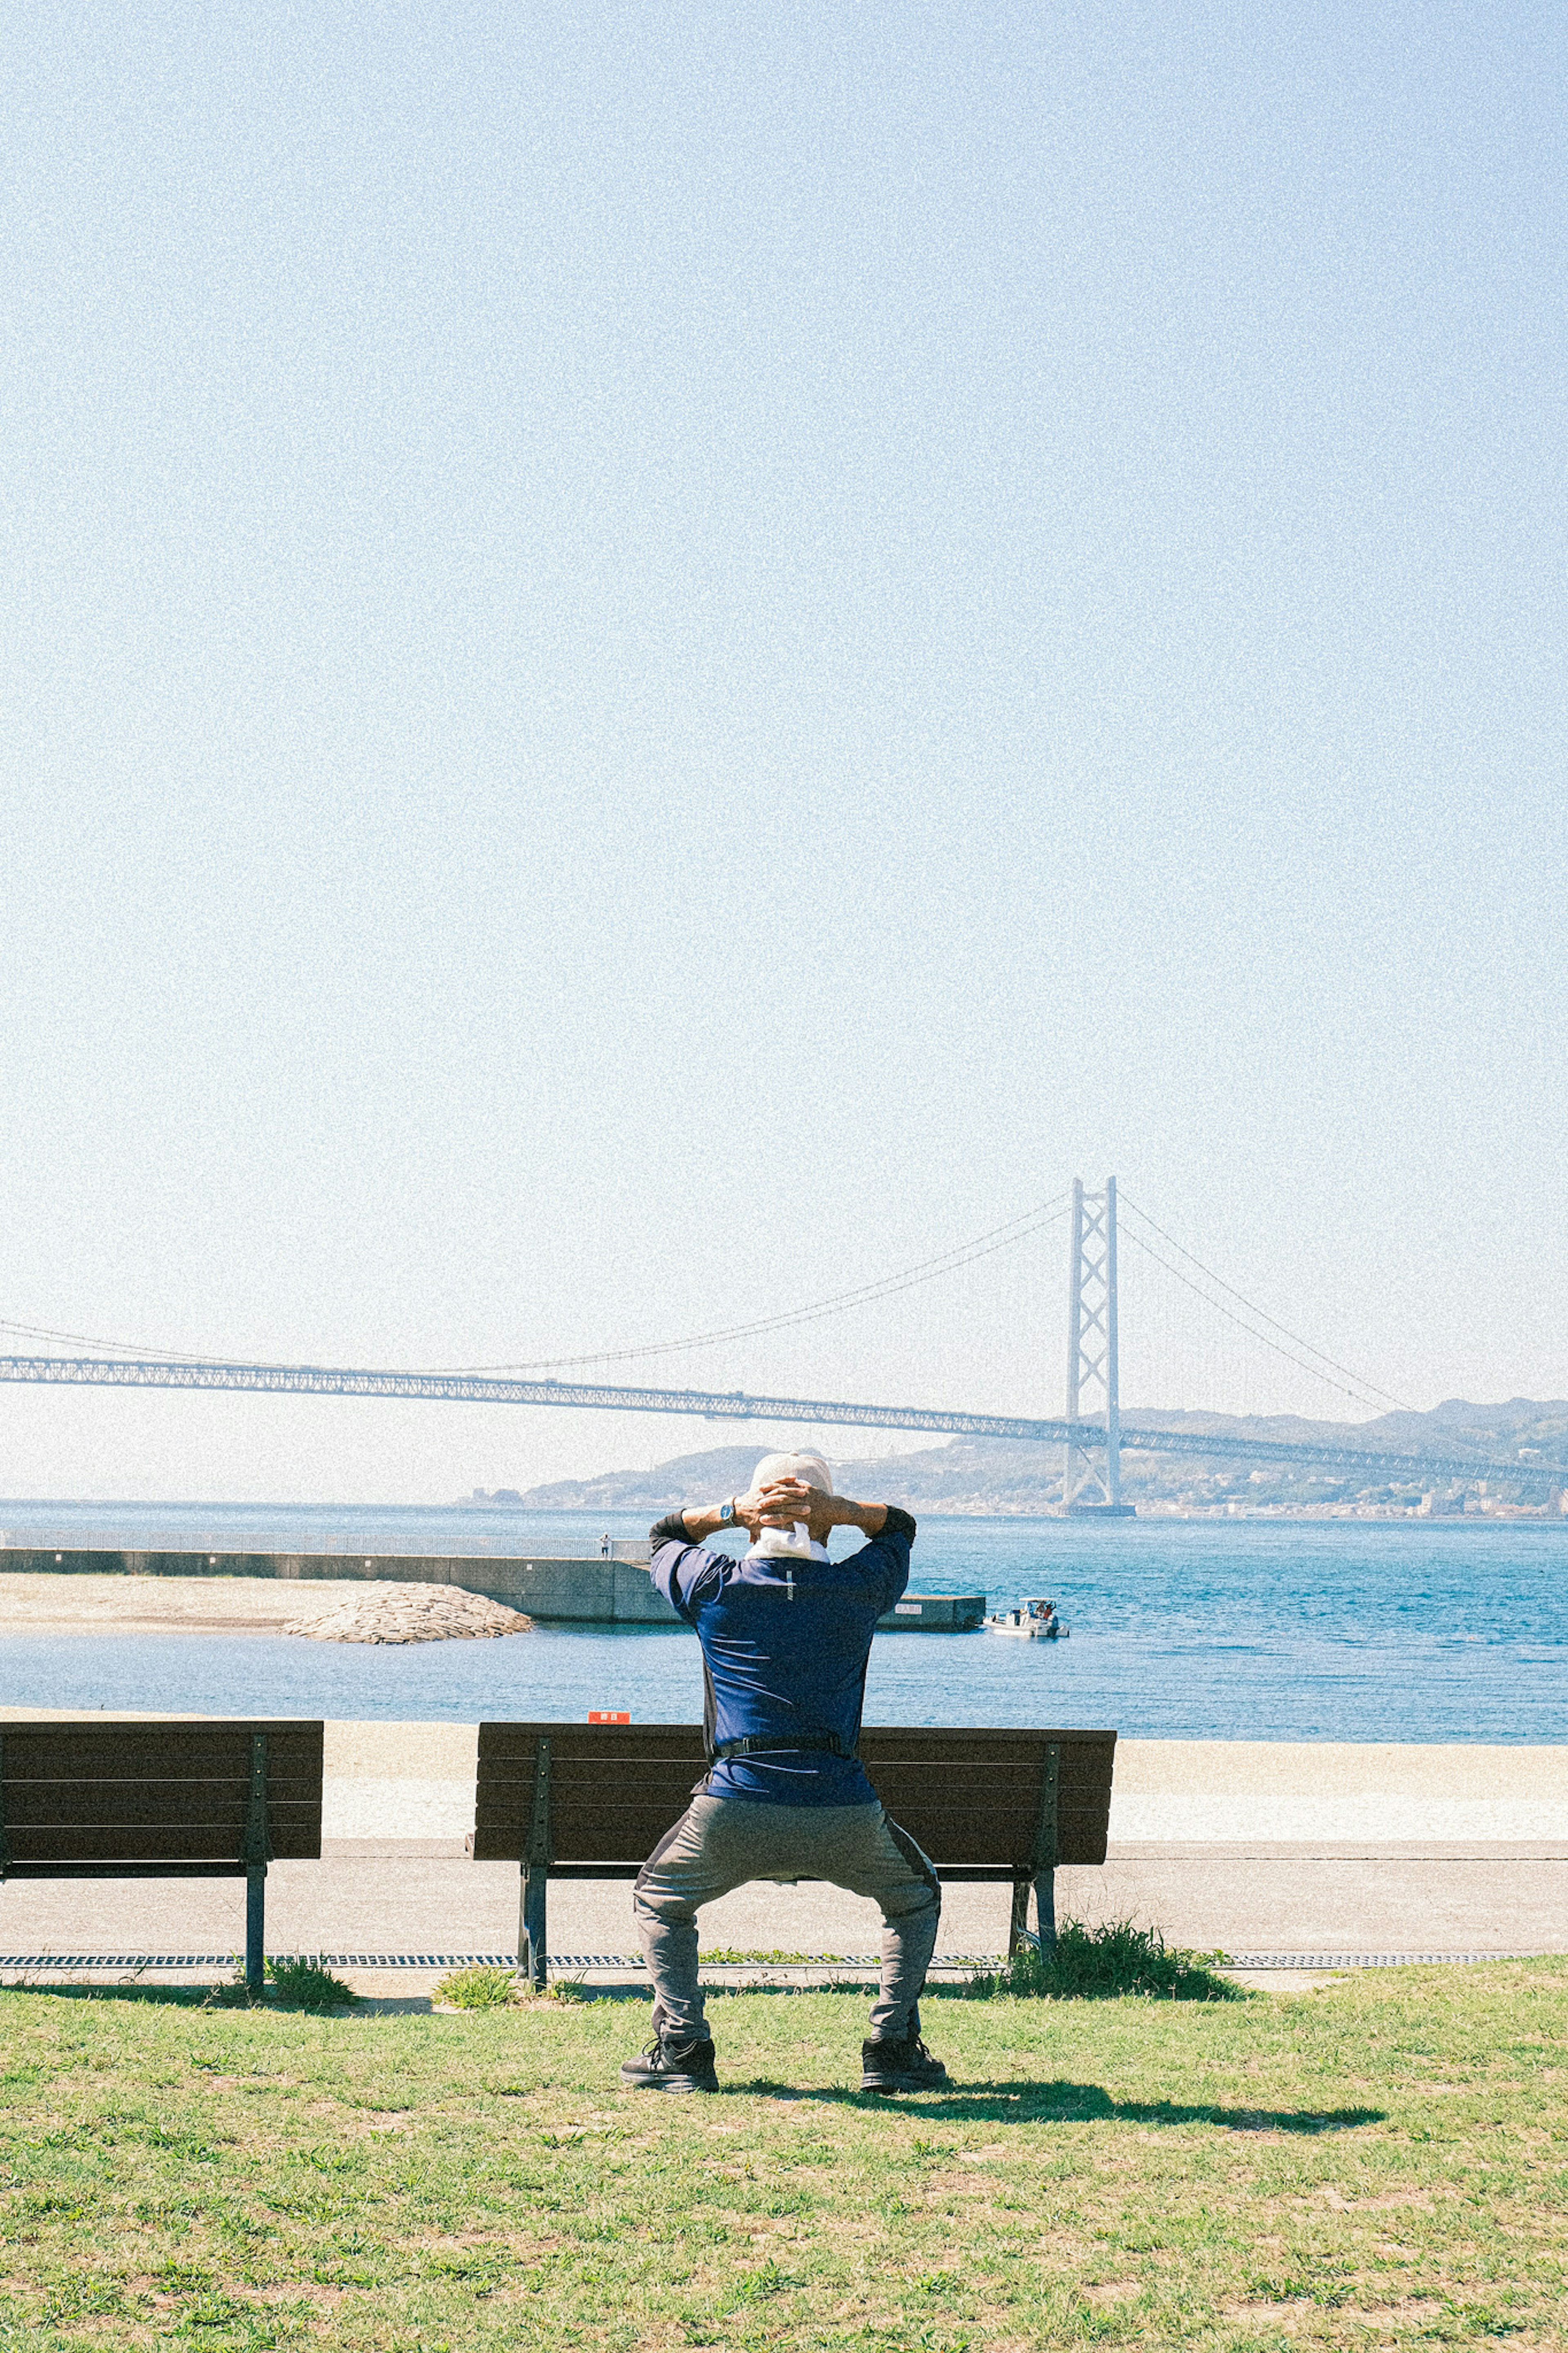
[0,1550,986,1631]
[0,1548,680,1625]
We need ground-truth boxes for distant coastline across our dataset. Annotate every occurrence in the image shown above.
[476,1401,1568,1523]
[0,1398,1565,1537]
[463,1501,1568,1526]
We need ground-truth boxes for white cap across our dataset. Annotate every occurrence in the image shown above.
[751,1450,834,1494]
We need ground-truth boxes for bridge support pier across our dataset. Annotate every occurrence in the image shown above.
[1062,1178,1133,1515]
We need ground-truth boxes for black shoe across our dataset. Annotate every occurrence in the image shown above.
[620,2034,718,2094]
[861,2034,949,2093]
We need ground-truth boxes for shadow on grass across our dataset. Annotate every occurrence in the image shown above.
[3,1981,228,2006]
[0,1978,646,2012]
[745,2078,1385,2132]
[0,1980,355,2013]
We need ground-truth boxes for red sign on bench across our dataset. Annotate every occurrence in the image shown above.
[588,1710,630,1724]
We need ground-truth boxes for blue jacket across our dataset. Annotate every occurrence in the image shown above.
[648,1508,918,1805]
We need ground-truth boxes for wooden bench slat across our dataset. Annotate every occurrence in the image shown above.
[0,1766,326,1793]
[0,1717,325,1736]
[477,1724,705,1755]
[479,1745,1097,1768]
[861,1731,1116,1755]
[866,1754,1111,1779]
[475,1766,1111,1802]
[471,1805,1109,1861]
[472,1856,1049,1883]
[873,1767,1111,1798]
[470,1829,1109,1866]
[3,1861,287,1882]
[0,1728,324,1775]
[473,1791,1112,1827]
[2,1798,322,1835]
[475,1762,1113,1804]
[477,1722,1113,1754]
[474,1761,702,1780]
[3,1769,327,1779]
[0,1719,325,1742]
[4,1825,324,1863]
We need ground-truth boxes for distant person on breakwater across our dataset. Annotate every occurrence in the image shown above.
[621,1450,945,2096]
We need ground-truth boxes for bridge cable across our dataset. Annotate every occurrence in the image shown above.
[1117,1229,1412,1413]
[437,1193,1076,1371]
[0,1317,241,1364]
[1118,1193,1413,1411]
[0,1192,1074,1380]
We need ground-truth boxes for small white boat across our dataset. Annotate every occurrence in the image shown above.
[984,1597,1068,1640]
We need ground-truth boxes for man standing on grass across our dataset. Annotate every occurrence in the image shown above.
[622,1450,947,2097]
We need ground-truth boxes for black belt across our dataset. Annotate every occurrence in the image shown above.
[711,1733,858,1762]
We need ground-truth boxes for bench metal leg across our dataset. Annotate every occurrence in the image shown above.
[1011,1737,1060,1961]
[245,1864,267,1994]
[519,1863,548,1992]
[1009,1870,1058,1958]
[1034,1867,1057,1956]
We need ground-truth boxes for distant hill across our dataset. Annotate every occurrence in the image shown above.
[508,1437,1065,1516]
[512,1445,785,1514]
[485,1398,1568,1517]
[1356,1398,1568,1454]
[1118,1399,1568,1453]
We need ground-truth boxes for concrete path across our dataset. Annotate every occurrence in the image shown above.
[2,1848,1562,1969]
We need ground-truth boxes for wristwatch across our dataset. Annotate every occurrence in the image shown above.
[718,1497,737,1525]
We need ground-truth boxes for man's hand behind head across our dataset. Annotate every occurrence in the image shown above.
[733,1480,810,1538]
[753,1478,837,1541]
[717,1483,891,1546]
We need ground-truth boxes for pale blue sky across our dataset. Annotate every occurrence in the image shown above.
[2,1,1564,1500]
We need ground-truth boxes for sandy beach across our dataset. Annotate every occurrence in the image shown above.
[0,1570,424,1637]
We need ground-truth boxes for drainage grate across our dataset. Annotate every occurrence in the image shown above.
[0,1952,523,1971]
[1219,1952,1539,1969]
[1,1949,1547,1974]
[0,1950,995,1972]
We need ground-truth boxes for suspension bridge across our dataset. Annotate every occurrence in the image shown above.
[1,1180,1560,1504]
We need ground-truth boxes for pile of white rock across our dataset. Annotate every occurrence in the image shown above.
[282,1583,533,1645]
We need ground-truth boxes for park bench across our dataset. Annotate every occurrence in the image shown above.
[468,1722,1116,1989]
[0,1720,324,1990]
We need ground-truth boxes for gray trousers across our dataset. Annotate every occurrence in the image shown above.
[633,1793,942,2043]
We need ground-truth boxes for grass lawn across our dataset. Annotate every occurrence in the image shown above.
[1,1960,1564,2351]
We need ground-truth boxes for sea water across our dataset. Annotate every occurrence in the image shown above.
[0,1503,1563,1740]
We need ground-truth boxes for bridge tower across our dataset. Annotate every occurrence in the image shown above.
[1062,1176,1134,1516]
